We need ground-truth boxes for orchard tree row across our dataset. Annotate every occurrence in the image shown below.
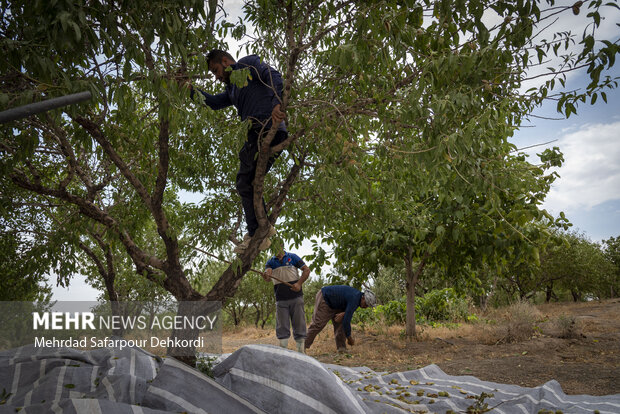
[1,0,619,357]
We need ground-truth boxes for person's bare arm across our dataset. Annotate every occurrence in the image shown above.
[291,265,310,292]
[263,268,273,282]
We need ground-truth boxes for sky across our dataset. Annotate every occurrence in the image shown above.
[509,0,620,243]
[51,1,620,302]
[512,78,620,243]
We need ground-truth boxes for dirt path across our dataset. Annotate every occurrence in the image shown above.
[222,299,620,396]
[429,300,620,396]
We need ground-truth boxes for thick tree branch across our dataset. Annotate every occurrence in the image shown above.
[72,115,153,207]
[10,171,165,273]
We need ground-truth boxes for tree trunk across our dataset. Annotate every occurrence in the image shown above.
[253,304,261,328]
[545,283,553,303]
[232,307,239,326]
[404,248,428,340]
[168,300,219,366]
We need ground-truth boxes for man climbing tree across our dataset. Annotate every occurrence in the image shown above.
[186,49,287,254]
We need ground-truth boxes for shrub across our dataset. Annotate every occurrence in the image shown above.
[196,355,218,378]
[417,288,469,322]
[352,289,475,328]
[553,314,581,339]
[380,297,408,325]
[352,305,379,330]
[501,300,542,343]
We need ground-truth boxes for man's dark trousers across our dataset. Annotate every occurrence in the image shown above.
[236,128,287,237]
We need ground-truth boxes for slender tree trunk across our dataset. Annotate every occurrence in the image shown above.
[78,237,126,336]
[254,304,261,328]
[168,300,219,366]
[405,248,428,339]
[545,283,553,303]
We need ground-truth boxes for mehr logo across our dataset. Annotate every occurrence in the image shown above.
[32,312,218,330]
[33,312,96,330]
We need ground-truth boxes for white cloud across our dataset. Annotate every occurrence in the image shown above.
[543,121,620,212]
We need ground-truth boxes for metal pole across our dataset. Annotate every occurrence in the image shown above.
[0,91,92,124]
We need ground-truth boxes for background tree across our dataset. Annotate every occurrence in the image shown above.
[372,265,407,305]
[271,0,617,338]
[602,236,620,297]
[550,232,616,301]
[494,230,617,303]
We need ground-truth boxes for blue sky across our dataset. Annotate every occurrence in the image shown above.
[512,64,620,243]
[51,1,619,301]
[509,0,620,243]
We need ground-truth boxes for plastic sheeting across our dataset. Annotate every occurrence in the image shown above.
[0,344,263,414]
[2,343,619,413]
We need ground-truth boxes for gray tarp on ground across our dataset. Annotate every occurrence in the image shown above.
[0,344,264,414]
[2,343,619,413]
[324,363,620,414]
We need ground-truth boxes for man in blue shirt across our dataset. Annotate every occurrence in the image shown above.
[188,50,287,254]
[305,285,377,352]
[263,250,310,352]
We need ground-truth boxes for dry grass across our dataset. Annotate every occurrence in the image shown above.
[536,300,618,336]
[221,325,278,353]
[221,321,490,365]
[419,323,484,341]
[221,299,619,358]
[221,311,509,355]
[490,300,543,343]
[552,314,581,339]
[222,324,274,339]
[216,300,620,395]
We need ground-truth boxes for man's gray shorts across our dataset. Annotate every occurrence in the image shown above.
[275,296,307,340]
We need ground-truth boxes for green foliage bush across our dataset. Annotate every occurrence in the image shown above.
[352,297,407,328]
[416,288,470,322]
[352,288,471,327]
[381,297,408,325]
[196,355,218,378]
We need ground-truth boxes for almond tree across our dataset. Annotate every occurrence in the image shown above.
[1,0,618,354]
[270,0,618,337]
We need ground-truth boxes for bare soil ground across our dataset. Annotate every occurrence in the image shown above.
[222,298,620,396]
